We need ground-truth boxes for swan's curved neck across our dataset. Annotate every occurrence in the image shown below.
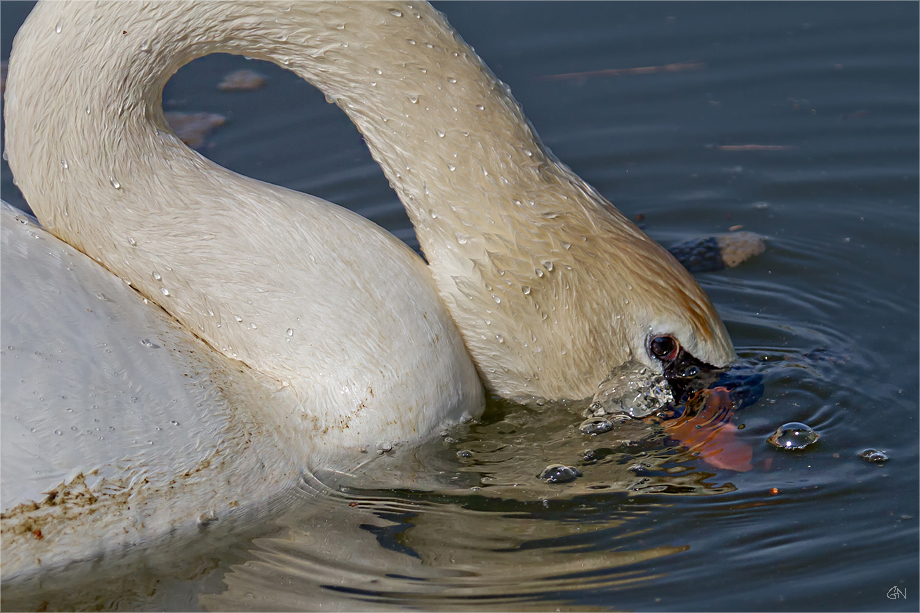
[6,1,732,401]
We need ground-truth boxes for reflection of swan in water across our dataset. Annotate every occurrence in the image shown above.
[1,0,734,586]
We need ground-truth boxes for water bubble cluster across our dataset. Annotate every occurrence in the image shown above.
[589,360,674,419]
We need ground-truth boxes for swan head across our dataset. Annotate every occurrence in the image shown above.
[421,176,737,403]
[580,217,737,403]
[621,292,735,401]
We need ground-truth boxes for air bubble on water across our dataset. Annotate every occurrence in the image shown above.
[858,448,888,463]
[538,464,582,484]
[578,417,615,435]
[767,422,819,450]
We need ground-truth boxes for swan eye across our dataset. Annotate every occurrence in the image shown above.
[649,335,679,362]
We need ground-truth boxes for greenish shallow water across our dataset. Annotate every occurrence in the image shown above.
[1,2,917,611]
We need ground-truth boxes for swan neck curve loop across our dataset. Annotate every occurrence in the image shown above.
[5,1,734,402]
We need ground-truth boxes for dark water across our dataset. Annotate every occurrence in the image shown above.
[2,2,918,611]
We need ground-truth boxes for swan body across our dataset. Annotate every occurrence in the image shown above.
[2,0,733,582]
[1,202,310,577]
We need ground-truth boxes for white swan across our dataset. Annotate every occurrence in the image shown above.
[1,0,734,583]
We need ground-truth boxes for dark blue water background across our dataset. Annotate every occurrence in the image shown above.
[2,2,917,611]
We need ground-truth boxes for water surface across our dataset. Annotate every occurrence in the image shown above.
[1,2,917,611]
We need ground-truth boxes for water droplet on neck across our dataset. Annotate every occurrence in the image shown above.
[160,288,170,296]
[127,237,136,246]
[448,77,457,84]
[234,315,243,323]
[109,176,121,189]
[55,23,62,33]
[408,94,419,104]
[60,159,68,169]
[521,285,531,295]
[389,9,403,17]
[1,151,8,162]
[152,271,161,280]
[286,328,294,337]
